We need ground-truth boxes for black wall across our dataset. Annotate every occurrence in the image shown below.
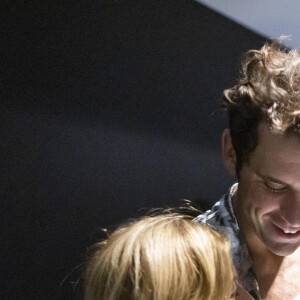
[3,1,266,299]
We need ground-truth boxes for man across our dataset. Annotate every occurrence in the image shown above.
[194,42,300,300]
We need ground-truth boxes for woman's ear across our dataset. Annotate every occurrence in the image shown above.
[222,129,237,177]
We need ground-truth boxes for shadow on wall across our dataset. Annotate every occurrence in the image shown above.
[3,109,232,300]
[2,0,267,299]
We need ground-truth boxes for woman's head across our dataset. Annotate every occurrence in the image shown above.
[84,213,236,300]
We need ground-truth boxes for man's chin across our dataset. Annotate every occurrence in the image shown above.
[260,227,300,256]
[266,242,299,257]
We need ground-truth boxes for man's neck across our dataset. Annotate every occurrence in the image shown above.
[248,240,283,275]
[251,246,300,299]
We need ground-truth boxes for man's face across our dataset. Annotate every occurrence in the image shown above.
[235,123,300,256]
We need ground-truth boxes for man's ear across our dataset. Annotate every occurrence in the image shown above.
[222,129,237,176]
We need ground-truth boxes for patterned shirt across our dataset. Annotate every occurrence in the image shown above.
[194,184,261,300]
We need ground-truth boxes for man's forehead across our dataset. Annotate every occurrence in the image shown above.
[257,121,300,145]
[248,122,300,167]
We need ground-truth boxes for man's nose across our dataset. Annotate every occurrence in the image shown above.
[280,193,300,227]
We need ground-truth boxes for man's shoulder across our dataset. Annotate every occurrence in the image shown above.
[194,193,232,224]
[193,186,260,299]
[193,200,224,224]
[193,190,239,237]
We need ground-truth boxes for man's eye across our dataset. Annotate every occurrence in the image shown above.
[265,182,287,193]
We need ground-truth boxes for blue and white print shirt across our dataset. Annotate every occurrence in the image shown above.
[194,184,261,300]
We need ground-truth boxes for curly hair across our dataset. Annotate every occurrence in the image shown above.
[223,42,300,176]
[83,213,236,300]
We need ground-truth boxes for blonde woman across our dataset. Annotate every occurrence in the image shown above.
[83,213,237,300]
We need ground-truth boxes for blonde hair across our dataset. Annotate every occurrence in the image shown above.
[83,213,236,300]
[223,41,300,176]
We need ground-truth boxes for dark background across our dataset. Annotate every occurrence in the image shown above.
[2,1,266,299]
